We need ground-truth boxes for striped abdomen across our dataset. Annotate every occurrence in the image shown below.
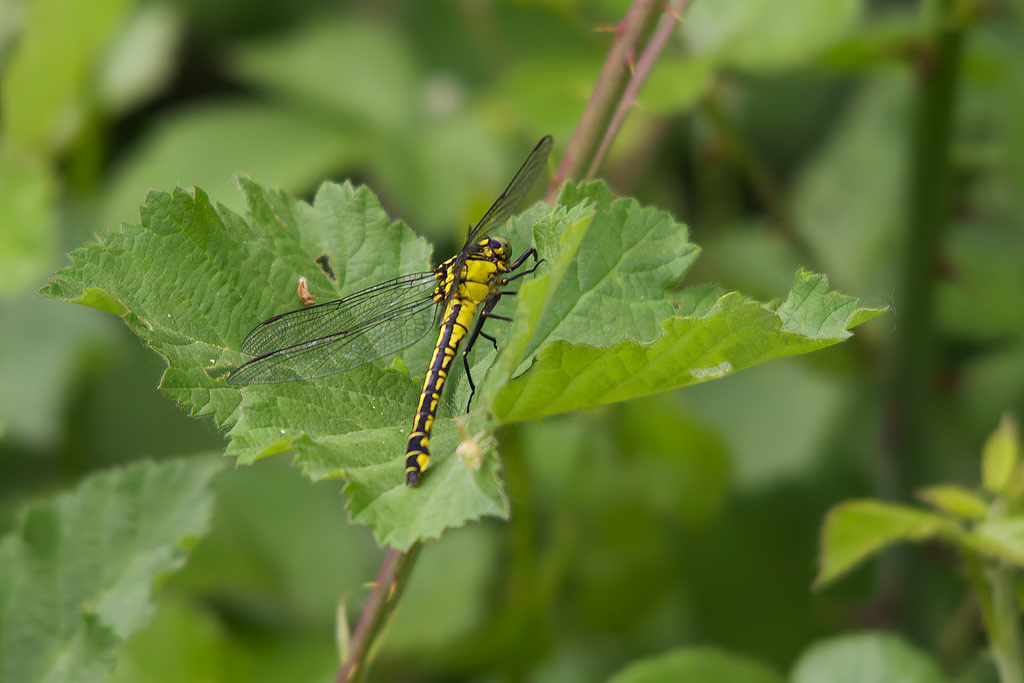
[404,297,479,486]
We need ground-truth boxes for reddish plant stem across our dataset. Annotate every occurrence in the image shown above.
[586,0,692,179]
[546,0,661,201]
[337,544,420,683]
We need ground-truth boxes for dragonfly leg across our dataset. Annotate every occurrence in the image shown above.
[461,330,497,410]
[481,331,499,349]
[502,259,544,283]
[508,247,538,271]
[463,352,477,412]
[460,247,542,410]
[463,297,506,411]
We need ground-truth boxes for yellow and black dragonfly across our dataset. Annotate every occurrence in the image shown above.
[228,135,553,486]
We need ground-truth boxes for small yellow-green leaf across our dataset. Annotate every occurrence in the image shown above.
[917,484,989,520]
[982,413,1020,494]
[71,287,128,316]
[815,500,957,588]
[965,516,1024,566]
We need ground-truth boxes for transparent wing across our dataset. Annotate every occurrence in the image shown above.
[465,135,553,246]
[240,272,438,356]
[228,272,440,385]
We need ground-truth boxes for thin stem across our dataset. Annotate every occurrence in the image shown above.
[987,564,1024,683]
[586,0,692,179]
[337,544,421,683]
[545,0,661,202]
[967,548,1024,683]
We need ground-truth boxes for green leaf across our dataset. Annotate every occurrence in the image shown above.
[815,500,958,588]
[0,456,223,683]
[982,414,1020,495]
[0,0,133,151]
[917,484,989,520]
[791,633,949,683]
[966,516,1024,566]
[100,102,359,227]
[96,3,183,115]
[682,0,863,73]
[682,358,847,491]
[43,177,879,548]
[0,146,57,294]
[110,598,248,683]
[229,17,418,131]
[491,256,883,421]
[45,178,496,549]
[499,58,603,142]
[606,648,783,683]
[791,76,908,302]
[0,295,113,444]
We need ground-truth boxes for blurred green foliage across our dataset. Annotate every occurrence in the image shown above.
[2,0,1024,681]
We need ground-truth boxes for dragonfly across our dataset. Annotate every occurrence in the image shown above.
[228,135,553,486]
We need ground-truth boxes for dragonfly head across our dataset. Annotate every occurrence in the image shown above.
[486,236,512,266]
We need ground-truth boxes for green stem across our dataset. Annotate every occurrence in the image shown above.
[337,544,421,683]
[988,564,1024,683]
[967,549,1024,683]
[873,0,965,626]
[883,0,964,499]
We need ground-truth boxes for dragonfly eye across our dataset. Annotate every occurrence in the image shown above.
[489,236,511,256]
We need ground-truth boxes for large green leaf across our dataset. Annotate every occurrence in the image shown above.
[489,183,882,422]
[606,648,782,683]
[43,177,879,548]
[0,456,223,683]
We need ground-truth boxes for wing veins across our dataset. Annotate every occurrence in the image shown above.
[240,271,438,356]
[465,135,553,245]
[228,296,438,385]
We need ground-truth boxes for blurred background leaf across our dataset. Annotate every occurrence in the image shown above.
[0,456,222,682]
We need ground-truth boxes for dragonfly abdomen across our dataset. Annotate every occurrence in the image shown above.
[404,297,480,486]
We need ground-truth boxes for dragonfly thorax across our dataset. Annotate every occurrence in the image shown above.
[430,236,513,307]
[457,237,511,304]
